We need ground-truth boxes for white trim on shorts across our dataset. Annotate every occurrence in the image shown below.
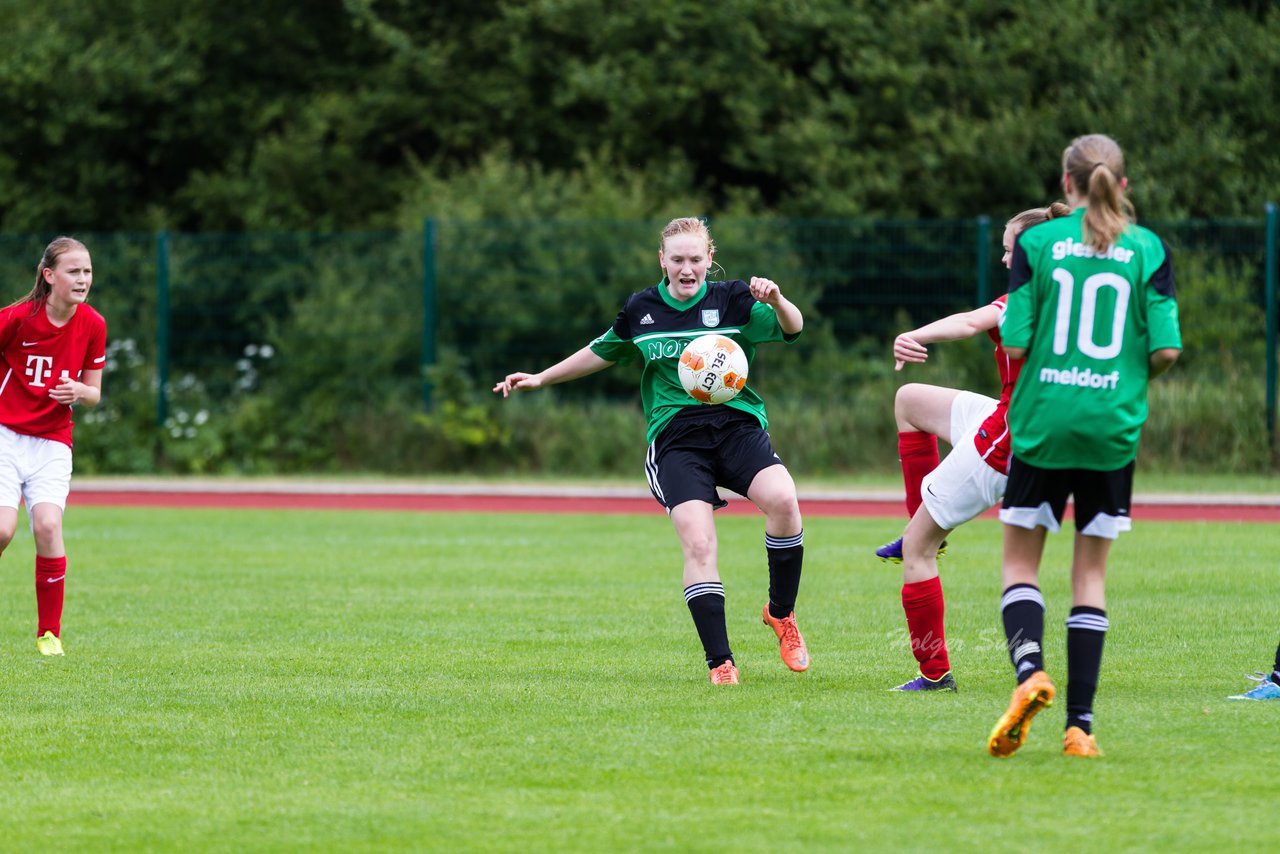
[918,391,1004,530]
[1079,513,1132,540]
[998,503,1062,533]
[998,504,1132,539]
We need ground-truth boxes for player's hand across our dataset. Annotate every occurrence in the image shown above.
[50,380,81,405]
[493,372,543,398]
[749,277,782,306]
[893,334,928,371]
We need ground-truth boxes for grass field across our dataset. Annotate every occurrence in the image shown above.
[0,506,1276,852]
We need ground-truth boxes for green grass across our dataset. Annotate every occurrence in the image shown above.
[0,507,1276,852]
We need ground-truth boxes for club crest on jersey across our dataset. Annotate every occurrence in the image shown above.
[701,309,720,327]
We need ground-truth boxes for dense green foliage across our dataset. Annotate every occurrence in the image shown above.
[1,3,1276,476]
[1,506,1275,849]
[44,216,1271,477]
[2,1,1278,232]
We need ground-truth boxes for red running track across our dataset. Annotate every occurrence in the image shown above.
[69,490,1280,522]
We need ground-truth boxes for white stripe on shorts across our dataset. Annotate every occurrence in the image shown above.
[645,441,665,506]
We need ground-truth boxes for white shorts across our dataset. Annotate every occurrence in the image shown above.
[920,391,1005,530]
[0,425,73,513]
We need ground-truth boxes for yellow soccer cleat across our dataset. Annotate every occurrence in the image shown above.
[987,670,1055,757]
[1063,726,1103,758]
[36,631,64,657]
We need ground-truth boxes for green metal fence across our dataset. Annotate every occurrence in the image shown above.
[0,211,1275,470]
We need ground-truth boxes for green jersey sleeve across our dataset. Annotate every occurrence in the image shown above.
[741,299,800,345]
[1144,242,1182,351]
[1146,294,1182,351]
[588,327,633,363]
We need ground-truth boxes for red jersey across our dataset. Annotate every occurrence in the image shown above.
[0,301,107,446]
[973,294,1022,474]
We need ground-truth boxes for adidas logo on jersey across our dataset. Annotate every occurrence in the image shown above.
[640,314,655,325]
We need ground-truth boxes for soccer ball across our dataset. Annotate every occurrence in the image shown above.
[678,334,748,404]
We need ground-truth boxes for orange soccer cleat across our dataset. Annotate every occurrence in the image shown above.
[761,605,810,672]
[1063,726,1103,758]
[987,670,1056,757]
[709,660,739,685]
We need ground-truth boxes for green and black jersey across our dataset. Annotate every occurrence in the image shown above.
[589,279,800,444]
[1003,207,1182,470]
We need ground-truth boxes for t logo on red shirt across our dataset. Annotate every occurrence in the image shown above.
[25,355,54,387]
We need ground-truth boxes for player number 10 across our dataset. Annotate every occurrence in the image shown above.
[1050,268,1130,359]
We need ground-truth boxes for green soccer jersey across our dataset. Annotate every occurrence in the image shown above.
[588,279,800,444]
[1002,207,1182,469]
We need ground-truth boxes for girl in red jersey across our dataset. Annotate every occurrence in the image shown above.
[877,204,1070,692]
[0,237,107,656]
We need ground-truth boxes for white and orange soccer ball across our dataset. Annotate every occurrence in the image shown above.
[678,334,748,404]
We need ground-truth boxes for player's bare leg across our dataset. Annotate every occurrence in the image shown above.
[894,383,961,436]
[902,508,949,585]
[670,499,718,589]
[0,506,17,554]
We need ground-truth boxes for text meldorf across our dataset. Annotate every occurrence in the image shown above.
[1038,366,1121,390]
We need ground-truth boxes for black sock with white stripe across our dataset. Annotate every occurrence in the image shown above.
[1272,641,1280,686]
[685,583,732,669]
[765,531,804,620]
[1001,584,1045,684]
[1065,606,1108,734]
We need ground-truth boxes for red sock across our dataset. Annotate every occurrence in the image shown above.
[35,555,66,637]
[902,576,950,680]
[897,431,939,517]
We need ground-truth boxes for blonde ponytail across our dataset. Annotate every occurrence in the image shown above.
[1062,134,1134,251]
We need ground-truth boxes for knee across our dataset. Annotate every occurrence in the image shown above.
[31,515,61,546]
[684,532,717,567]
[894,384,924,429]
[762,493,802,530]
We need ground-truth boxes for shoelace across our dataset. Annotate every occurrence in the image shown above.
[711,663,736,682]
[776,616,804,652]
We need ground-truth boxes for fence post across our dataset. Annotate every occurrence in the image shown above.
[1266,202,1277,449]
[421,218,438,408]
[975,215,991,306]
[155,230,171,428]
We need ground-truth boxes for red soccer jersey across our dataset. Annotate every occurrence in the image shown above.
[0,301,107,446]
[973,294,1023,474]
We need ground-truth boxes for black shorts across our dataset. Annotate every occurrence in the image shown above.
[645,407,784,512]
[999,456,1135,539]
